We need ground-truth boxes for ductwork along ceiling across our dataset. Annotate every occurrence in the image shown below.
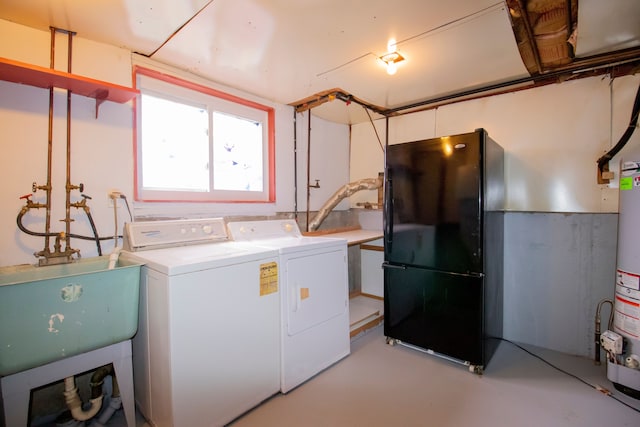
[509,0,580,73]
[0,0,639,124]
[507,0,640,80]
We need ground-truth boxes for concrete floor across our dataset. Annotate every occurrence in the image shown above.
[35,324,640,427]
[227,325,640,427]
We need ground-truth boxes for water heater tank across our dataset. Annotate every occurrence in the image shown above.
[609,159,640,398]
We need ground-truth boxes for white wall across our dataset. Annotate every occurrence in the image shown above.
[349,118,388,208]
[294,110,350,213]
[0,20,351,266]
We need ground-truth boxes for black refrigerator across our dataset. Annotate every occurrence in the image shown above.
[383,128,504,372]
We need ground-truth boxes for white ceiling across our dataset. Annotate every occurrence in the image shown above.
[0,0,639,124]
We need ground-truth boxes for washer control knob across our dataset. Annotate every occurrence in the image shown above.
[202,225,213,234]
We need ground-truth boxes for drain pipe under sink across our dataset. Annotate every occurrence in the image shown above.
[90,396,122,427]
[63,377,103,421]
[89,364,122,427]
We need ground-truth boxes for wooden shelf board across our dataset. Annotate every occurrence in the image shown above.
[0,57,139,104]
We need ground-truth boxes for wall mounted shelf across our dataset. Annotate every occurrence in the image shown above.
[0,56,139,116]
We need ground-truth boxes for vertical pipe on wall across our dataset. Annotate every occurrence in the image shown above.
[43,27,56,254]
[293,108,298,221]
[385,116,389,149]
[383,116,389,250]
[65,30,73,250]
[306,111,312,232]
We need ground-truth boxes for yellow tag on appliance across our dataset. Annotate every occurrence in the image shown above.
[259,262,278,296]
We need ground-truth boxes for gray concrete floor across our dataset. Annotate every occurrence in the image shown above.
[227,325,640,427]
[40,324,640,427]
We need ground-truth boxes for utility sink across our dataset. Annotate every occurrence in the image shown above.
[0,256,142,376]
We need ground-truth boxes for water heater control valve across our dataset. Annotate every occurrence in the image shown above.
[601,330,623,354]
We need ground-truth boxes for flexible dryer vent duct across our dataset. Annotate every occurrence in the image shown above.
[308,177,382,231]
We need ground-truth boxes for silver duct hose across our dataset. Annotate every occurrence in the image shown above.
[308,177,382,231]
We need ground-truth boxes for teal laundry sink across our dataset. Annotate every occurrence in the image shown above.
[0,256,142,376]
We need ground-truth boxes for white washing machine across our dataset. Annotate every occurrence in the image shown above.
[120,218,281,427]
[227,219,350,393]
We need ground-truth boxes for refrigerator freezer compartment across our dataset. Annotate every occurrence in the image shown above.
[384,266,484,365]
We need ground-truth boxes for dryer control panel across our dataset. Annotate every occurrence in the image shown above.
[124,218,228,251]
[227,219,301,241]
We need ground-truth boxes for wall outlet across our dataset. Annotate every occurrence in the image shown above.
[107,190,123,207]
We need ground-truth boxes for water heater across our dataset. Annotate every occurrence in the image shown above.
[608,159,640,398]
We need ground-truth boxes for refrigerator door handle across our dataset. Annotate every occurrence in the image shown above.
[382,261,406,270]
[384,173,393,251]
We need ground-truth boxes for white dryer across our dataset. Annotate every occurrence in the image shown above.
[227,219,350,393]
[121,218,280,427]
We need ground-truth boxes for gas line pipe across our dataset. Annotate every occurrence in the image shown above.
[594,298,614,365]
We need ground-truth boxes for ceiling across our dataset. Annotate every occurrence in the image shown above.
[0,0,639,124]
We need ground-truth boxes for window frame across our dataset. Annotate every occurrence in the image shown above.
[133,66,276,203]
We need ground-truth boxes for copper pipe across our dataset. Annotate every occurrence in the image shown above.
[594,299,614,365]
[293,109,298,221]
[306,111,311,232]
[65,30,73,251]
[43,27,56,254]
[21,27,81,264]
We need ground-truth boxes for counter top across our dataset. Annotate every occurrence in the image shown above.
[323,229,383,246]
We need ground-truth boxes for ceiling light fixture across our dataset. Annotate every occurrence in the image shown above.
[380,38,405,75]
[379,51,405,75]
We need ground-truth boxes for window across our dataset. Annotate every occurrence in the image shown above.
[134,67,275,202]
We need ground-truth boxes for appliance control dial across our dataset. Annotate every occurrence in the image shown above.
[125,217,228,250]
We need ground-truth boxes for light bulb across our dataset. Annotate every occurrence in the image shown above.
[386,62,397,75]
